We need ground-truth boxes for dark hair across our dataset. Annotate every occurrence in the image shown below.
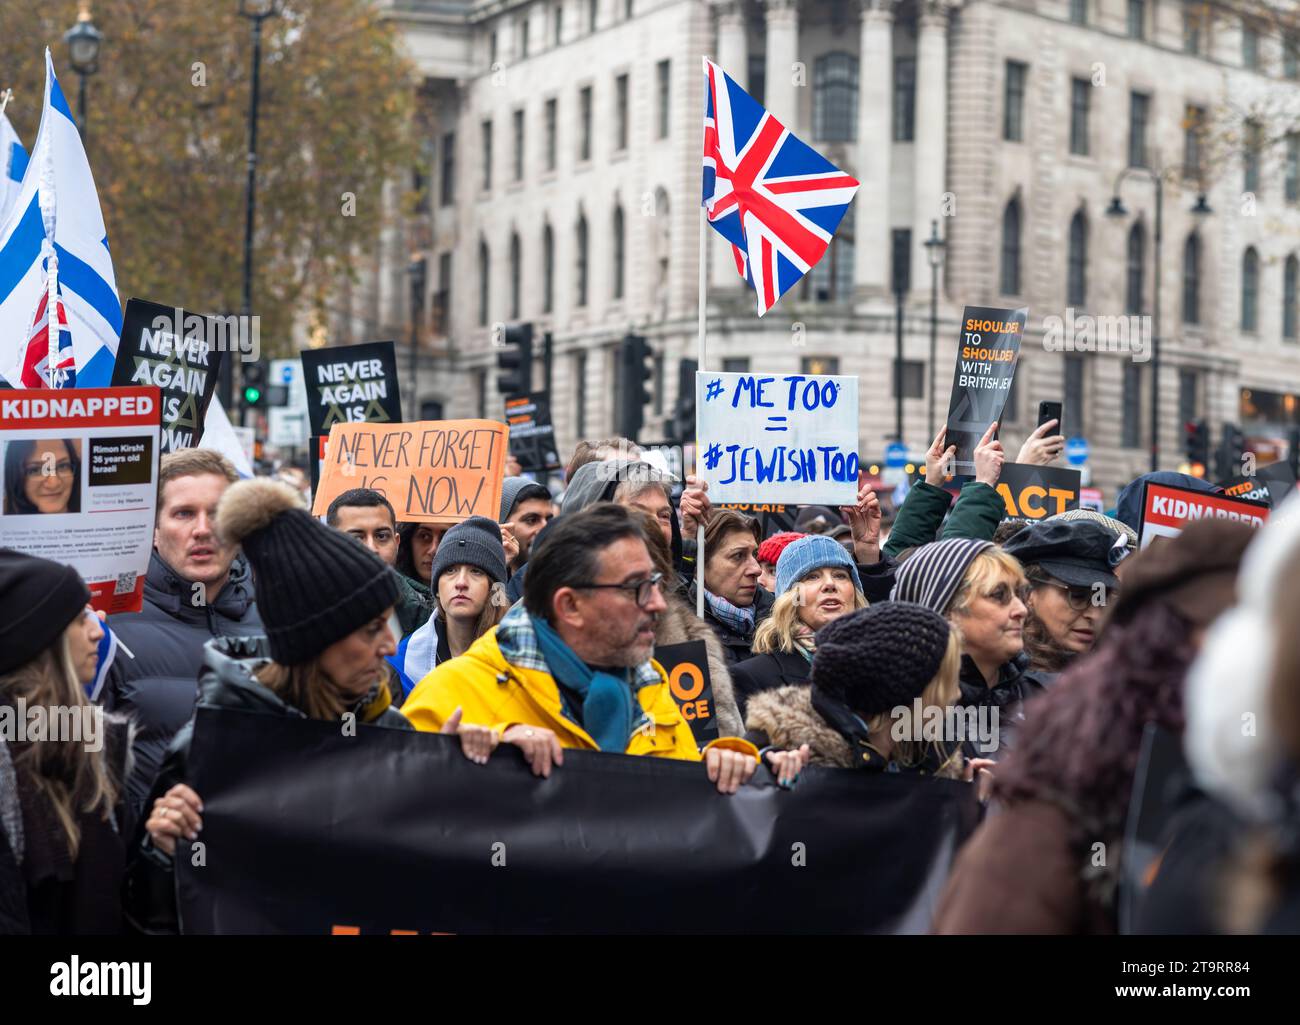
[702,509,760,552]
[991,519,1025,546]
[1019,567,1082,674]
[524,502,645,624]
[4,438,81,515]
[326,488,396,529]
[396,521,445,583]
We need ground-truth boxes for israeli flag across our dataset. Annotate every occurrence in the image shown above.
[0,50,122,388]
[0,110,27,227]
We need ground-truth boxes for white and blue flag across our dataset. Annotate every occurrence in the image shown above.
[0,50,122,388]
[0,109,27,227]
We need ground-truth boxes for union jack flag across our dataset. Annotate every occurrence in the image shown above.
[19,271,76,389]
[703,58,859,317]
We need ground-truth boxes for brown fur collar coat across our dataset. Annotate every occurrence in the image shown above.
[654,596,743,738]
[744,685,859,769]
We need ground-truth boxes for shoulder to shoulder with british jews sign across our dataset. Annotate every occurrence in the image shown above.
[944,306,1027,475]
[299,341,402,437]
[695,371,859,506]
[0,387,161,613]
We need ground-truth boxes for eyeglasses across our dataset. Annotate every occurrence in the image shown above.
[1029,578,1116,612]
[575,571,665,609]
[23,460,74,480]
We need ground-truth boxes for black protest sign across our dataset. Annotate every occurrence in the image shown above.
[1119,724,1188,934]
[1219,460,1299,509]
[994,462,1082,519]
[505,392,561,472]
[111,297,225,453]
[653,640,719,747]
[177,706,980,934]
[299,341,402,437]
[309,435,328,505]
[944,305,1027,474]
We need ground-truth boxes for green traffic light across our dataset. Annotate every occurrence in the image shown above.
[244,387,262,404]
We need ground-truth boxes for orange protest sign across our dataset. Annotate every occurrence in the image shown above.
[310,419,508,526]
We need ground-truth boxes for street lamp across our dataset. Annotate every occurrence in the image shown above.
[408,254,428,416]
[231,0,282,418]
[924,220,947,441]
[63,5,103,140]
[1106,163,1213,473]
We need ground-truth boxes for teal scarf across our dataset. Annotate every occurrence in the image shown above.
[532,618,637,753]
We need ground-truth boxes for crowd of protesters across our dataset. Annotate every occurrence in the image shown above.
[3,417,1300,936]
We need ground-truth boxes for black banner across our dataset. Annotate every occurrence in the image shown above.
[504,392,561,472]
[944,305,1027,475]
[111,297,224,453]
[996,462,1082,519]
[1219,460,1299,510]
[654,640,719,746]
[299,341,402,437]
[176,707,979,934]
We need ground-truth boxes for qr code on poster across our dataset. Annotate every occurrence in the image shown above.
[114,571,137,596]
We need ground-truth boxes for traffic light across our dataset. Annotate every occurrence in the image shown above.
[242,359,268,409]
[672,358,698,444]
[1215,422,1246,481]
[496,322,534,396]
[1183,418,1210,477]
[618,333,653,441]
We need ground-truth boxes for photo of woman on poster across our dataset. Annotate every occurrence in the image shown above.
[3,438,82,515]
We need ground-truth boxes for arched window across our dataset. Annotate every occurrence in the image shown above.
[1126,222,1145,314]
[542,223,554,314]
[478,239,490,326]
[612,205,625,300]
[575,212,589,308]
[813,52,858,142]
[1183,232,1201,325]
[509,232,521,319]
[805,204,855,301]
[1067,210,1087,307]
[1286,254,1299,341]
[1242,247,1259,332]
[1000,198,1021,295]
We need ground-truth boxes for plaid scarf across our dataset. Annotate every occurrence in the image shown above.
[792,624,817,664]
[704,588,756,637]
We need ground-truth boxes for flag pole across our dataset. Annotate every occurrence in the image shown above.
[46,246,58,388]
[696,203,707,620]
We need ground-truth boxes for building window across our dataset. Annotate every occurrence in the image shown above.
[656,60,670,139]
[575,213,589,307]
[722,357,750,373]
[481,119,493,190]
[1179,368,1199,424]
[1287,33,1299,79]
[1184,104,1205,180]
[1127,223,1146,314]
[542,223,554,314]
[748,54,766,107]
[1129,92,1149,168]
[1000,199,1021,296]
[520,17,530,58]
[1287,134,1299,202]
[804,204,854,302]
[1245,120,1262,195]
[1127,0,1145,39]
[509,233,521,319]
[1242,22,1259,70]
[612,205,625,300]
[1122,362,1142,448]
[1064,356,1085,436]
[579,86,593,161]
[1004,61,1027,142]
[413,162,429,215]
[512,109,525,181]
[478,239,490,327]
[489,31,498,67]
[813,52,858,142]
[801,356,840,375]
[574,351,586,437]
[434,252,451,336]
[1242,247,1260,332]
[625,0,633,18]
[554,3,563,45]
[1069,78,1090,156]
[589,0,598,32]
[1184,2,1203,54]
[439,131,455,206]
[892,360,925,399]
[1183,232,1201,325]
[1067,211,1087,307]
[893,57,915,142]
[614,73,628,152]
[1070,0,1087,26]
[1286,255,1299,340]
[545,98,558,171]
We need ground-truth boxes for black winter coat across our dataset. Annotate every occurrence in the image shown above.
[103,551,263,819]
[730,650,810,719]
[956,652,1054,759]
[688,581,776,665]
[123,635,411,934]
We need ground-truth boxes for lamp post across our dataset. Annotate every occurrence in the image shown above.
[232,0,281,417]
[63,6,103,140]
[924,220,946,441]
[408,254,427,416]
[1107,161,1213,473]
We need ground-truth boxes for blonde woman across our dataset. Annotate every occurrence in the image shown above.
[0,550,128,934]
[730,535,868,717]
[745,603,984,782]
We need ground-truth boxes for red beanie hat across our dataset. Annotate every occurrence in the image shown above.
[757,531,806,566]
